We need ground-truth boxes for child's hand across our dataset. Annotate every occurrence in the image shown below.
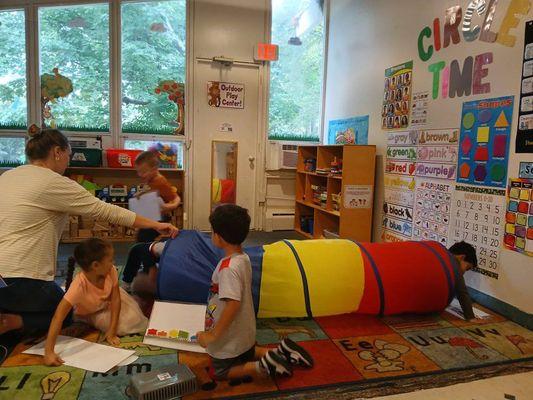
[196,331,215,348]
[105,333,121,346]
[44,351,64,366]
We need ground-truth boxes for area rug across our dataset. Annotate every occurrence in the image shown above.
[1,305,532,400]
[366,371,533,400]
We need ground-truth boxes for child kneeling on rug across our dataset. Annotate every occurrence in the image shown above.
[44,238,148,366]
[196,204,314,380]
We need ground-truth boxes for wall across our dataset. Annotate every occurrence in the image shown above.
[324,0,533,314]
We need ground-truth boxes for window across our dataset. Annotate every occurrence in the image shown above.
[269,0,324,141]
[124,139,183,169]
[0,137,26,167]
[121,0,186,135]
[39,4,110,132]
[0,10,27,130]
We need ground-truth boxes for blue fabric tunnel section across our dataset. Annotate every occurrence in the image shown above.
[157,230,264,314]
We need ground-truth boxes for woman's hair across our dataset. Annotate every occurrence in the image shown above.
[65,238,112,290]
[25,124,69,161]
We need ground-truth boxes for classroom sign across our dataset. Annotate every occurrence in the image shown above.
[207,81,244,109]
[504,179,533,257]
[457,96,514,188]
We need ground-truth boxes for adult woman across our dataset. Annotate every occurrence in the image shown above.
[0,127,178,336]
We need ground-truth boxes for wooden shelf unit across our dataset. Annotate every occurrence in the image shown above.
[294,145,376,241]
[62,167,184,243]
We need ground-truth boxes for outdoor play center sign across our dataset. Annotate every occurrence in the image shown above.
[417,0,531,100]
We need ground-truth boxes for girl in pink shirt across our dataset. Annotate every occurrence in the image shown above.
[44,238,147,366]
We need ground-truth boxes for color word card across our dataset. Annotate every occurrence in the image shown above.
[504,179,533,257]
[457,96,514,188]
[413,178,452,246]
[449,185,506,280]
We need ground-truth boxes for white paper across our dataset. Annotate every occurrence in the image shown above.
[143,301,207,353]
[23,335,135,373]
[116,354,139,366]
[446,299,491,320]
[128,191,164,221]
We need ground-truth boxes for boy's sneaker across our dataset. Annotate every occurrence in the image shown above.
[259,350,292,377]
[277,338,314,368]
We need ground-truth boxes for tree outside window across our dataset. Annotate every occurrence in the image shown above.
[269,0,324,142]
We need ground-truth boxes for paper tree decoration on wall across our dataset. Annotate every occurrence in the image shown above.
[40,68,73,128]
[155,80,185,135]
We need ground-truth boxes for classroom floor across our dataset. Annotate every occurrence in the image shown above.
[2,231,532,400]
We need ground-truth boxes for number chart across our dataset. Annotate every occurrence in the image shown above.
[504,178,533,257]
[449,185,506,279]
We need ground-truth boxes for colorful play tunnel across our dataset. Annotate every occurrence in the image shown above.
[157,230,459,318]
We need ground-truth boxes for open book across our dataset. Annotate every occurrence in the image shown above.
[143,301,207,353]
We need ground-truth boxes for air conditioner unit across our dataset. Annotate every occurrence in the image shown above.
[265,208,295,231]
[266,142,299,170]
[69,137,102,149]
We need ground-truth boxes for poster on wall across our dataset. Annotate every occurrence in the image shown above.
[412,179,453,246]
[504,179,533,257]
[383,130,417,242]
[416,129,459,180]
[516,20,533,153]
[457,96,514,188]
[519,162,533,179]
[410,91,429,126]
[327,116,369,145]
[381,61,413,130]
[207,81,244,109]
[449,185,506,280]
[343,185,372,209]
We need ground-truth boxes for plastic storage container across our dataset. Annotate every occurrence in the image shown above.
[69,148,102,167]
[106,149,142,168]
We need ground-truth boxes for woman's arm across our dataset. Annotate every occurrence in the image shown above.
[132,215,179,238]
[44,299,73,366]
[105,285,121,346]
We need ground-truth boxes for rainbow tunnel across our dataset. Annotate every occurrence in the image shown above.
[157,230,459,318]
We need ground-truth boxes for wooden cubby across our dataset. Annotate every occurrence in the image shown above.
[294,145,376,241]
[61,167,184,243]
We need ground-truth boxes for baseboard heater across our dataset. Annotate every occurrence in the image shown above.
[265,209,295,231]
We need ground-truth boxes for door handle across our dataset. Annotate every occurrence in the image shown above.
[248,156,255,162]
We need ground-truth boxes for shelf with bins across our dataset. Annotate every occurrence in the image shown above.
[61,166,184,243]
[294,144,376,241]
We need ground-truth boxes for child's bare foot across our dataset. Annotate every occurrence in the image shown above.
[0,313,23,335]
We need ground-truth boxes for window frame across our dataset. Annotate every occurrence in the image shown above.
[0,0,188,147]
[266,0,329,144]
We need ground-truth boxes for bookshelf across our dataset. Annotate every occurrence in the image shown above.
[294,145,376,241]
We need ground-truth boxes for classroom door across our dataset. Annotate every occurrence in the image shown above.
[191,60,261,230]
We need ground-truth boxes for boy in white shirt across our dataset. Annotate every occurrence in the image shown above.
[196,205,314,380]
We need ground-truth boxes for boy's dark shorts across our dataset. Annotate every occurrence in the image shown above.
[209,346,256,380]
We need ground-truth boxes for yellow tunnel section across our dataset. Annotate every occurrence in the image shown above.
[258,239,365,318]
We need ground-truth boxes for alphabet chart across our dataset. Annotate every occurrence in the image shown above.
[413,178,453,246]
[449,185,506,280]
[504,178,533,257]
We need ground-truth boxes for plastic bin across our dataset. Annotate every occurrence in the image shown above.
[70,148,102,167]
[106,149,142,168]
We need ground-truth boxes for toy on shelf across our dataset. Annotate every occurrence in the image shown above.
[300,216,314,234]
[109,184,128,203]
[148,142,179,169]
[311,184,327,208]
[331,192,341,211]
[304,158,316,172]
[330,157,343,175]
